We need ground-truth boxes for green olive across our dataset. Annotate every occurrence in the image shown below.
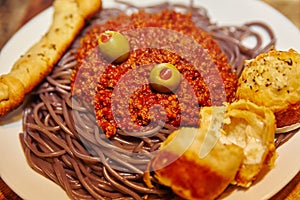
[98,31,130,64]
[149,63,181,93]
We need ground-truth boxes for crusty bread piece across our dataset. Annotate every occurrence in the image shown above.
[151,100,276,199]
[152,127,244,200]
[236,49,300,128]
[0,0,102,117]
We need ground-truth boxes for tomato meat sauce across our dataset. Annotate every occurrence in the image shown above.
[71,10,238,137]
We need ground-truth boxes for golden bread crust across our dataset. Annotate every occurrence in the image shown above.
[153,151,240,200]
[274,100,300,127]
[0,0,102,117]
[0,74,25,115]
[236,49,300,127]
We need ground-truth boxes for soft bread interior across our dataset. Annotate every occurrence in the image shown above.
[217,100,276,187]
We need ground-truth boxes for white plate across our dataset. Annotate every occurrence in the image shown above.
[0,0,299,200]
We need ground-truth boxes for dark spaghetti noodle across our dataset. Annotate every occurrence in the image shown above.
[19,1,296,199]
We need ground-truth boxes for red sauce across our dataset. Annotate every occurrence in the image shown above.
[71,10,238,137]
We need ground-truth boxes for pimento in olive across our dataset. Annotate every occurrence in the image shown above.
[98,31,130,64]
[149,63,181,93]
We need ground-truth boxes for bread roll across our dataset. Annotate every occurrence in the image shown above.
[236,49,300,128]
[151,100,276,199]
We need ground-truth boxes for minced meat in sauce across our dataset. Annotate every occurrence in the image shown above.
[71,10,238,137]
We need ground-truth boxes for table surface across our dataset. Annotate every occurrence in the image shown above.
[0,0,299,199]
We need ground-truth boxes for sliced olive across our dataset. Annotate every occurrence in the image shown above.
[149,63,181,93]
[98,31,130,64]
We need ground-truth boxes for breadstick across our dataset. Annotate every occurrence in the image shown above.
[0,0,102,117]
